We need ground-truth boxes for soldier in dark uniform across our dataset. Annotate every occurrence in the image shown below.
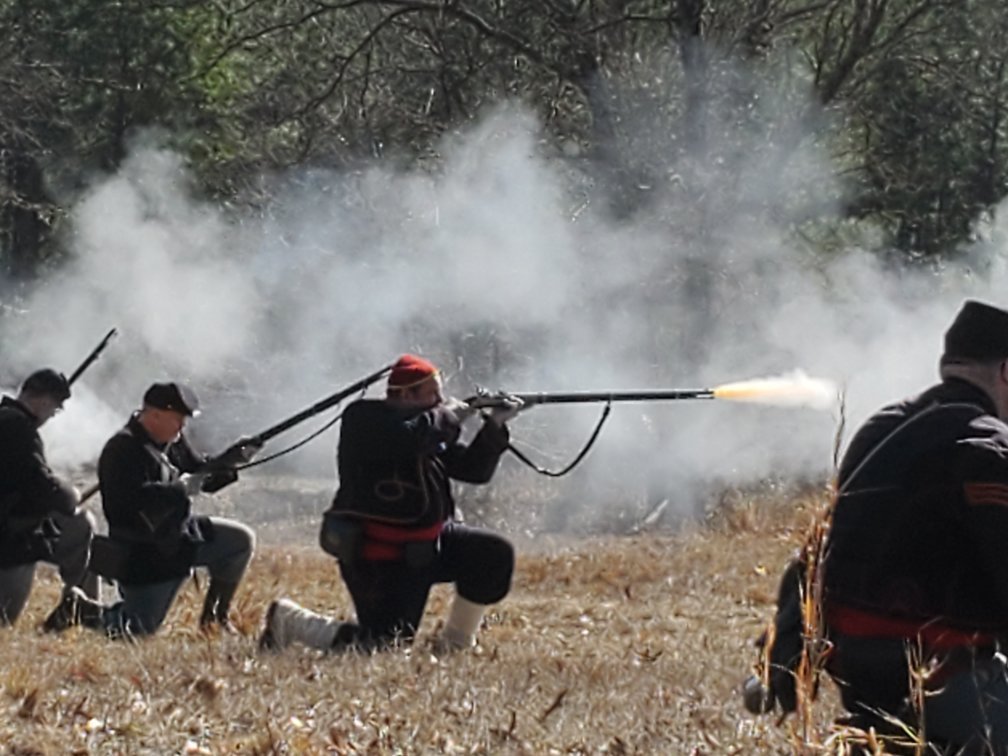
[754,300,1008,751]
[0,369,97,628]
[59,382,260,636]
[260,354,520,652]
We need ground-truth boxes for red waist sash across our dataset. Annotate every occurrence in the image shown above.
[827,603,998,652]
[360,520,445,561]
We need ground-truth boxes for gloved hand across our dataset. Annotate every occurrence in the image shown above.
[201,469,239,494]
[178,472,208,496]
[486,395,525,426]
[442,397,477,425]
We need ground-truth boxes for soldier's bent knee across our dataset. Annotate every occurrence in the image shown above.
[461,536,514,605]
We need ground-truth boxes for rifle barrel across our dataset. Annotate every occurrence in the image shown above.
[81,363,395,490]
[68,327,118,385]
[251,363,394,444]
[510,389,715,405]
[79,482,100,505]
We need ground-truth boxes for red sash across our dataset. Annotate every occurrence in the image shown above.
[827,602,998,652]
[360,520,445,561]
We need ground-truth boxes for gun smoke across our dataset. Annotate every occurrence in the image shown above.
[0,72,1004,535]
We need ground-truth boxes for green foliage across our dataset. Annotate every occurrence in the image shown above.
[2,0,1008,273]
[0,0,221,273]
[832,0,1008,255]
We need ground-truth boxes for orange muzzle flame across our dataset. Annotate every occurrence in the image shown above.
[712,371,838,411]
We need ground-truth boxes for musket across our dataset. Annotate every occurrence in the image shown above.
[250,361,395,443]
[202,362,395,470]
[464,375,838,478]
[467,388,716,408]
[67,328,118,385]
[79,362,394,503]
[467,373,839,411]
[462,387,714,478]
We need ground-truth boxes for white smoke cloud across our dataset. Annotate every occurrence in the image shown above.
[0,77,1003,534]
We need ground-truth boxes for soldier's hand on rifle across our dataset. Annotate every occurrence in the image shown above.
[207,436,264,469]
[442,397,477,425]
[485,395,525,426]
[179,472,208,496]
[233,436,264,463]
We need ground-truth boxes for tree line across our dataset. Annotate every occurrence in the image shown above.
[1,0,1004,276]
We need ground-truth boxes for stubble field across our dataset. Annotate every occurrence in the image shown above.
[0,483,845,755]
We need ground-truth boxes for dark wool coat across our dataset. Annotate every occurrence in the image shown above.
[825,377,1008,632]
[99,414,234,584]
[328,399,509,528]
[0,396,77,565]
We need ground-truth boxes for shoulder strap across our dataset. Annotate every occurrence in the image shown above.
[122,425,179,484]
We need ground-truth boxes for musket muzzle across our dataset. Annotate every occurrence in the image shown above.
[68,327,118,385]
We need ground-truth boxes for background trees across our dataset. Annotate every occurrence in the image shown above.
[1,0,1005,273]
[0,0,215,274]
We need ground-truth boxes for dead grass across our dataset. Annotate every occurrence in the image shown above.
[0,486,851,754]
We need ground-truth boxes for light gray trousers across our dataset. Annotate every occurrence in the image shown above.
[102,517,255,636]
[0,508,97,624]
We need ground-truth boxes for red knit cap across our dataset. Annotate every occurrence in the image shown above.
[388,354,439,389]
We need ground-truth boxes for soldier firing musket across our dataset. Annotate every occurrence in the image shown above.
[259,359,837,653]
[261,354,518,654]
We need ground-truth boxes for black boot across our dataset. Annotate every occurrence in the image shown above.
[42,587,104,633]
[200,579,240,631]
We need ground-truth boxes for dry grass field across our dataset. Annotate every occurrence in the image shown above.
[0,485,854,755]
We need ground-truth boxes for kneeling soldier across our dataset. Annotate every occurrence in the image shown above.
[59,382,259,636]
[261,354,519,653]
[0,369,97,628]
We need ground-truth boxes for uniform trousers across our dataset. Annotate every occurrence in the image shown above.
[102,517,254,636]
[0,509,96,624]
[833,633,1008,753]
[332,521,513,650]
